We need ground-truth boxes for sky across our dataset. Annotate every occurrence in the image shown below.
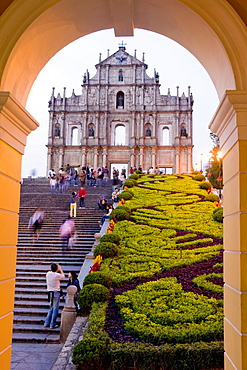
[23,28,219,178]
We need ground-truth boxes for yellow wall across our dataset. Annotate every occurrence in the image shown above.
[1,1,247,369]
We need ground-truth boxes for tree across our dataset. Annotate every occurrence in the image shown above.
[206,141,223,190]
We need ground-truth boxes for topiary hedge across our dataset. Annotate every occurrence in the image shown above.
[212,207,223,223]
[199,181,212,190]
[118,190,133,201]
[109,206,131,221]
[78,284,110,311]
[100,233,121,245]
[128,174,139,180]
[123,179,137,188]
[194,174,206,181]
[83,271,113,289]
[205,193,220,203]
[94,242,119,259]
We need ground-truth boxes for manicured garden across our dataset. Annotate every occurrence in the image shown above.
[72,174,224,370]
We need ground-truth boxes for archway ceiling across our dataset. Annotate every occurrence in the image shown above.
[1,0,247,105]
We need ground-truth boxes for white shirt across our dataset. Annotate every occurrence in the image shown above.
[46,271,65,292]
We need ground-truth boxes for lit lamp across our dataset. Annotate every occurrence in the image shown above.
[199,153,204,172]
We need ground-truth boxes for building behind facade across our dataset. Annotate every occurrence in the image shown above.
[47,45,193,174]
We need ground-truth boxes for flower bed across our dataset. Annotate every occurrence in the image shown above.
[73,174,224,370]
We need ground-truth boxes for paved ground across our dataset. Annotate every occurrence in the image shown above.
[11,316,89,370]
[11,343,63,370]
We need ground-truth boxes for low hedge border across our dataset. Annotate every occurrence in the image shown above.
[72,301,224,370]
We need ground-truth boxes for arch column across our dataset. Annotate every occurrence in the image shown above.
[0,92,38,369]
[210,90,247,370]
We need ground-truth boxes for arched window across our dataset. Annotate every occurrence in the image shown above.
[116,91,124,109]
[115,125,125,145]
[162,127,169,145]
[54,124,60,137]
[118,69,123,82]
[71,127,79,145]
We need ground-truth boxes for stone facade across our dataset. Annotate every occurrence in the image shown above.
[47,46,193,174]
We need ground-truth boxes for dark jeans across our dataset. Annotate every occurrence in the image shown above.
[79,197,85,207]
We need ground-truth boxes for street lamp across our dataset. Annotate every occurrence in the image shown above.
[199,153,204,172]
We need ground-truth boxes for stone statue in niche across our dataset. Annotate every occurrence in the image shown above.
[181,126,187,137]
[54,125,60,137]
[89,127,94,137]
[146,127,151,137]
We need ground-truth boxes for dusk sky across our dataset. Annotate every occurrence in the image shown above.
[23,28,219,177]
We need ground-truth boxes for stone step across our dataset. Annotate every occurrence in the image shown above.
[12,332,60,343]
[13,323,60,335]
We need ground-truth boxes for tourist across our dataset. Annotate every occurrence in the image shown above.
[80,170,86,186]
[70,191,77,217]
[50,176,57,195]
[59,216,75,253]
[99,204,113,227]
[98,195,108,210]
[96,168,104,187]
[89,168,96,187]
[103,166,109,184]
[78,186,87,209]
[44,263,65,329]
[66,271,81,311]
[73,169,78,186]
[28,208,45,244]
[112,187,120,203]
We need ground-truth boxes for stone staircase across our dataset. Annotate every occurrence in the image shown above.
[13,178,113,343]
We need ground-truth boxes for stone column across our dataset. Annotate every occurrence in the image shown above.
[81,148,86,167]
[175,148,180,174]
[93,148,98,169]
[139,147,144,168]
[151,148,156,168]
[209,90,247,370]
[58,148,64,169]
[47,147,52,174]
[0,92,38,369]
[102,147,107,167]
[130,148,135,168]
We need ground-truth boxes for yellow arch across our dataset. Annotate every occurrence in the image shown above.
[1,1,247,369]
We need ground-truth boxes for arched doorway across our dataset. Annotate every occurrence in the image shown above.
[1,1,247,369]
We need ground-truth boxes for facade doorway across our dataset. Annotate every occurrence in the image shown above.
[110,163,128,180]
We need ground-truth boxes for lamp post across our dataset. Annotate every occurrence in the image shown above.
[199,153,204,173]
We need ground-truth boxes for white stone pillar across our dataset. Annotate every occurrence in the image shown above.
[47,147,52,174]
[93,148,98,169]
[152,148,156,168]
[175,149,180,174]
[102,147,107,167]
[59,148,64,169]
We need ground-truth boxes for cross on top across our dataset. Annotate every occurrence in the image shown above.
[118,41,127,48]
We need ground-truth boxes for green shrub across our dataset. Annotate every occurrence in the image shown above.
[78,284,110,311]
[109,206,131,221]
[205,193,220,203]
[199,181,212,190]
[100,233,121,245]
[83,271,113,288]
[118,190,133,200]
[123,179,137,188]
[194,174,206,181]
[128,174,139,180]
[72,336,109,369]
[212,207,223,223]
[135,170,142,174]
[94,242,119,259]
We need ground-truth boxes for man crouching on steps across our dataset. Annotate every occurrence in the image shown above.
[44,263,65,329]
